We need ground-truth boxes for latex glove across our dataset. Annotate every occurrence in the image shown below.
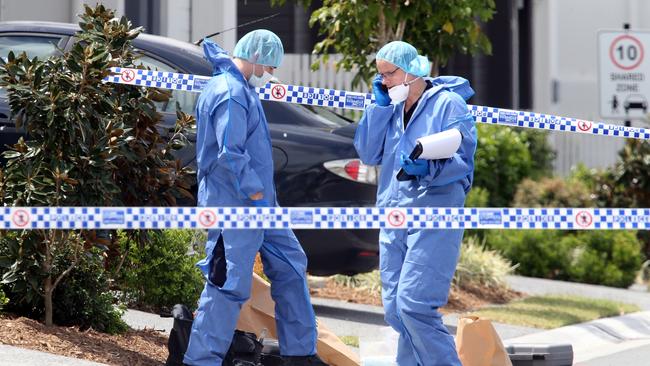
[252,199,268,207]
[372,74,391,106]
[400,153,429,177]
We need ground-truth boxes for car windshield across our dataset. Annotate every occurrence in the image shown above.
[133,53,200,115]
[262,100,353,130]
[0,35,64,99]
[303,105,356,125]
[0,35,62,59]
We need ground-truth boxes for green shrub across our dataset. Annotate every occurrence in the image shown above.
[0,231,51,314]
[513,177,595,207]
[333,236,515,295]
[484,230,572,279]
[454,236,515,290]
[0,288,8,312]
[0,4,195,327]
[332,270,381,294]
[563,231,643,288]
[117,230,205,311]
[485,229,644,288]
[572,141,650,259]
[464,188,490,240]
[474,125,554,207]
[465,187,490,207]
[1,233,126,333]
[53,248,128,334]
[520,129,556,179]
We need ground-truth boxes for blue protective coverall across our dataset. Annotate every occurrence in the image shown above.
[183,39,317,366]
[354,76,477,366]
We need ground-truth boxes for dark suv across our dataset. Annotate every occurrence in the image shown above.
[0,21,380,275]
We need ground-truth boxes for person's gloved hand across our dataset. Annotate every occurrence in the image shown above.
[400,153,429,177]
[252,199,268,207]
[372,74,391,106]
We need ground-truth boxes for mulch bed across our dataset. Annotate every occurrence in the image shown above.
[0,315,168,366]
[0,279,522,365]
[310,280,522,314]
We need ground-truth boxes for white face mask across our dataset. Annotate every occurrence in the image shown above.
[249,70,273,87]
[388,74,419,104]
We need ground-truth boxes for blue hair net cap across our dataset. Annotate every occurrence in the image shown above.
[233,29,284,68]
[376,41,430,77]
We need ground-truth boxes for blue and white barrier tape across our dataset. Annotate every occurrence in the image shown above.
[2,207,649,230]
[104,67,650,141]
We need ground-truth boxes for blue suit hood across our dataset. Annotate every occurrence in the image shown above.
[429,76,475,101]
[202,38,245,82]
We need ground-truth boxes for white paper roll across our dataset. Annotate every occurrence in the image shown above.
[416,129,462,160]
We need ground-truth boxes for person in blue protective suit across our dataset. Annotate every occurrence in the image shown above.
[354,41,477,366]
[184,29,327,366]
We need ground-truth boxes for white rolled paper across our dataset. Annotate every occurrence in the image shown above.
[416,129,462,160]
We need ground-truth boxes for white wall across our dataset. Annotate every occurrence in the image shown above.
[152,0,237,53]
[0,0,72,22]
[0,0,123,22]
[533,0,650,175]
[190,0,237,53]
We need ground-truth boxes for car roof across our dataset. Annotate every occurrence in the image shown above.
[0,21,354,133]
[0,21,211,75]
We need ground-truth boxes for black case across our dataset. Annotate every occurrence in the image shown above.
[505,343,573,366]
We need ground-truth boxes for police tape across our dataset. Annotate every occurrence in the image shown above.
[104,67,650,141]
[2,206,650,230]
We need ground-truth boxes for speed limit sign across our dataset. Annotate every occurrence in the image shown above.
[599,30,650,119]
[609,34,644,70]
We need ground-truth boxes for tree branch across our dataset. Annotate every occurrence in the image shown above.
[378,11,388,46]
[395,19,406,41]
[52,256,79,291]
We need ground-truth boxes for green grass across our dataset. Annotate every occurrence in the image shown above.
[339,335,359,348]
[472,295,640,329]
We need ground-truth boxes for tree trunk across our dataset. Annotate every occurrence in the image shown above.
[430,59,440,77]
[44,276,53,326]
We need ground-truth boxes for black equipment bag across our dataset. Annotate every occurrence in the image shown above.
[165,304,281,366]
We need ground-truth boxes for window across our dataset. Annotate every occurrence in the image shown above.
[0,35,65,99]
[0,35,63,60]
[134,54,198,114]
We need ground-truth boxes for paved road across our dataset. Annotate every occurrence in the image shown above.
[0,344,106,366]
[580,343,650,365]
[506,275,650,310]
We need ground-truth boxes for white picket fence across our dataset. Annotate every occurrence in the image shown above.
[548,131,627,176]
[275,54,370,94]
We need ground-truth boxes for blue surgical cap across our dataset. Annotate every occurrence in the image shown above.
[376,41,430,77]
[233,29,284,68]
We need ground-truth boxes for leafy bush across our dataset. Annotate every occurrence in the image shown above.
[522,128,556,178]
[332,270,381,294]
[512,177,595,207]
[0,288,8,312]
[333,236,515,295]
[485,229,644,288]
[574,140,650,259]
[484,230,572,279]
[0,4,195,326]
[465,186,490,207]
[116,230,205,311]
[1,233,126,333]
[473,125,555,207]
[52,248,127,334]
[0,231,51,311]
[563,231,643,288]
[0,232,12,314]
[454,236,515,290]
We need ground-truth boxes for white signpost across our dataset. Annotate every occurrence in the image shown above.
[598,30,650,120]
